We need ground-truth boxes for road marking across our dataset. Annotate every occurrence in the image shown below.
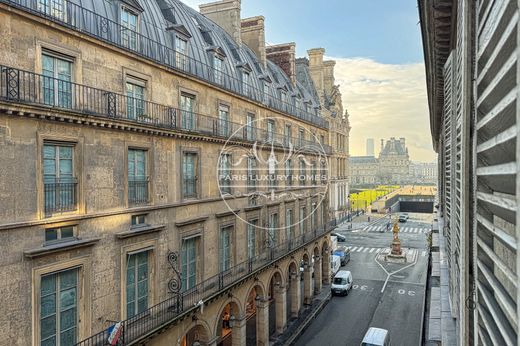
[351,247,358,252]
[376,252,419,294]
[414,228,418,233]
[421,251,426,257]
[369,248,375,253]
[356,247,364,252]
[363,247,370,252]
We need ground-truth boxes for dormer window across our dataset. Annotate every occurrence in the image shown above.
[242,71,250,95]
[121,7,139,50]
[176,37,188,70]
[281,90,287,104]
[263,82,270,103]
[38,0,66,21]
[213,55,223,84]
[305,102,310,113]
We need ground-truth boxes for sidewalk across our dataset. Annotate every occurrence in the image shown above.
[271,285,331,346]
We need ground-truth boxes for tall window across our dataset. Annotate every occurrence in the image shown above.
[213,56,223,84]
[182,152,198,198]
[285,159,293,187]
[247,220,258,259]
[176,37,188,70]
[298,128,305,147]
[268,152,277,190]
[40,269,78,346]
[128,149,148,205]
[267,119,275,142]
[263,83,269,103]
[37,0,66,20]
[245,113,255,141]
[242,71,250,95]
[218,104,230,137]
[311,161,317,185]
[268,213,278,247]
[280,90,287,108]
[300,206,307,234]
[311,203,317,230]
[220,226,232,272]
[42,53,72,108]
[121,7,138,50]
[43,143,77,214]
[180,93,195,130]
[247,156,257,192]
[219,154,231,194]
[286,208,294,243]
[126,251,149,318]
[299,159,306,186]
[126,81,145,120]
[182,237,198,291]
[284,124,292,146]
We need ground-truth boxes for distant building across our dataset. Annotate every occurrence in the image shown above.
[410,161,438,184]
[366,138,375,156]
[348,156,378,185]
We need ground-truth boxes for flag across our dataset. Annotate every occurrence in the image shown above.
[107,322,123,345]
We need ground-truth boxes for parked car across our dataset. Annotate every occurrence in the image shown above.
[333,246,351,266]
[331,255,341,277]
[331,270,353,296]
[398,213,409,222]
[331,232,346,242]
[361,327,390,346]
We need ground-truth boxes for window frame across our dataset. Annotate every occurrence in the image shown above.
[41,51,74,108]
[44,225,77,245]
[219,153,232,195]
[175,36,189,71]
[127,147,150,206]
[182,150,199,199]
[120,6,140,50]
[213,55,224,84]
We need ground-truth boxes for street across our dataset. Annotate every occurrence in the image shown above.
[297,213,431,346]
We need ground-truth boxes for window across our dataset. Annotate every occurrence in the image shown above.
[263,83,269,102]
[180,93,195,130]
[300,206,307,233]
[43,143,77,214]
[321,160,327,185]
[247,220,258,259]
[281,90,287,105]
[126,81,145,120]
[128,149,148,205]
[268,152,277,190]
[286,209,294,243]
[183,152,198,198]
[242,71,250,95]
[247,156,257,191]
[42,53,72,108]
[131,214,146,227]
[176,37,188,70]
[218,104,230,137]
[298,128,305,147]
[37,0,66,20]
[121,7,138,50]
[40,268,78,346]
[284,124,292,146]
[245,113,255,141]
[219,153,231,194]
[285,159,293,186]
[126,251,149,318]
[219,226,232,271]
[182,237,198,291]
[267,119,275,142]
[299,159,306,186]
[320,135,325,146]
[311,202,317,230]
[213,56,223,84]
[311,161,317,185]
[45,226,75,244]
[268,213,278,247]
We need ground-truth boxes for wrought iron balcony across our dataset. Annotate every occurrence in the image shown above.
[75,219,336,346]
[0,0,329,129]
[0,64,332,155]
[44,178,78,214]
[128,178,149,206]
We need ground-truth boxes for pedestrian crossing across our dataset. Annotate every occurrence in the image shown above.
[347,246,429,256]
[359,225,430,234]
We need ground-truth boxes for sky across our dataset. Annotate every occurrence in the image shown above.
[182,0,436,162]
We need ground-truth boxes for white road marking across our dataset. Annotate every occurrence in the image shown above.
[363,247,370,252]
[356,247,364,252]
[351,247,358,252]
[369,248,375,253]
[422,251,426,257]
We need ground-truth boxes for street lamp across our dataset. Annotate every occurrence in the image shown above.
[229,314,236,328]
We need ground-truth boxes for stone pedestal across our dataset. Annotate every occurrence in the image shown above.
[303,265,313,305]
[256,297,270,346]
[290,274,301,317]
[274,284,287,334]
[391,238,402,256]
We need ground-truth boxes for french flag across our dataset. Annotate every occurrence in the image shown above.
[107,322,123,345]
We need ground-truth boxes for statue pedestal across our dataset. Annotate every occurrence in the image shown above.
[391,238,402,256]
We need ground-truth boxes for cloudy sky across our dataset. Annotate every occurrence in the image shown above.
[182,0,436,162]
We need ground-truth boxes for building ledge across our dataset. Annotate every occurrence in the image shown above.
[24,238,101,258]
[116,224,165,239]
[175,216,209,227]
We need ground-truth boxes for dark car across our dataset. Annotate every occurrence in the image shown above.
[333,247,351,266]
[331,232,346,242]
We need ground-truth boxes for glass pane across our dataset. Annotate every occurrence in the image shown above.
[127,267,135,285]
[128,151,135,177]
[127,302,135,318]
[59,159,73,177]
[59,327,76,346]
[60,308,76,330]
[42,55,54,76]
[137,279,148,297]
[126,283,135,304]
[43,145,56,159]
[45,229,58,242]
[60,227,74,239]
[41,315,56,340]
[43,158,56,177]
[41,274,56,296]
[137,297,147,313]
[41,336,56,346]
[41,294,56,318]
[59,146,72,159]
[60,288,76,310]
[60,271,77,290]
[137,263,148,281]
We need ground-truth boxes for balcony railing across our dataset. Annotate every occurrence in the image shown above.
[75,219,336,346]
[0,64,332,155]
[128,178,148,205]
[44,178,78,214]
[0,0,329,129]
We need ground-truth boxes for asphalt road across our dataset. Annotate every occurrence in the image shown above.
[297,213,431,346]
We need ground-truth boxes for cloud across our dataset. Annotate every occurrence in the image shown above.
[330,57,436,162]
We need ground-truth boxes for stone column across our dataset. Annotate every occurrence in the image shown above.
[231,314,247,346]
[290,272,301,317]
[314,257,322,294]
[322,251,331,285]
[274,284,287,334]
[256,297,270,346]
[303,265,313,305]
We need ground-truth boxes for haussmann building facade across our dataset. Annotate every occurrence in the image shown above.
[0,0,350,345]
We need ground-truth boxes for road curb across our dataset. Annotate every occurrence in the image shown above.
[283,291,332,346]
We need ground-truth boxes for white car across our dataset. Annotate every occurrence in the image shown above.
[331,270,352,296]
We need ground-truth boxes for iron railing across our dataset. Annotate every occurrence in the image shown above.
[0,64,332,155]
[76,219,336,346]
[128,179,148,205]
[182,177,197,199]
[0,0,329,129]
[44,178,78,214]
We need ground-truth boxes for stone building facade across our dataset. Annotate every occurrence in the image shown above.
[409,161,438,185]
[0,0,346,345]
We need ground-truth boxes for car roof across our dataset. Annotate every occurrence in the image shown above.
[362,327,388,343]
[335,270,351,277]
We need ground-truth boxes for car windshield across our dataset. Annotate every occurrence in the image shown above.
[333,277,346,285]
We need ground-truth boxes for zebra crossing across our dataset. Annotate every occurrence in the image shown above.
[347,246,429,256]
[359,225,430,234]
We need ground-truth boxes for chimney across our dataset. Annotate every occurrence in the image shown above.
[307,48,325,102]
[241,16,266,67]
[200,0,242,45]
[323,60,336,96]
[266,43,296,85]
